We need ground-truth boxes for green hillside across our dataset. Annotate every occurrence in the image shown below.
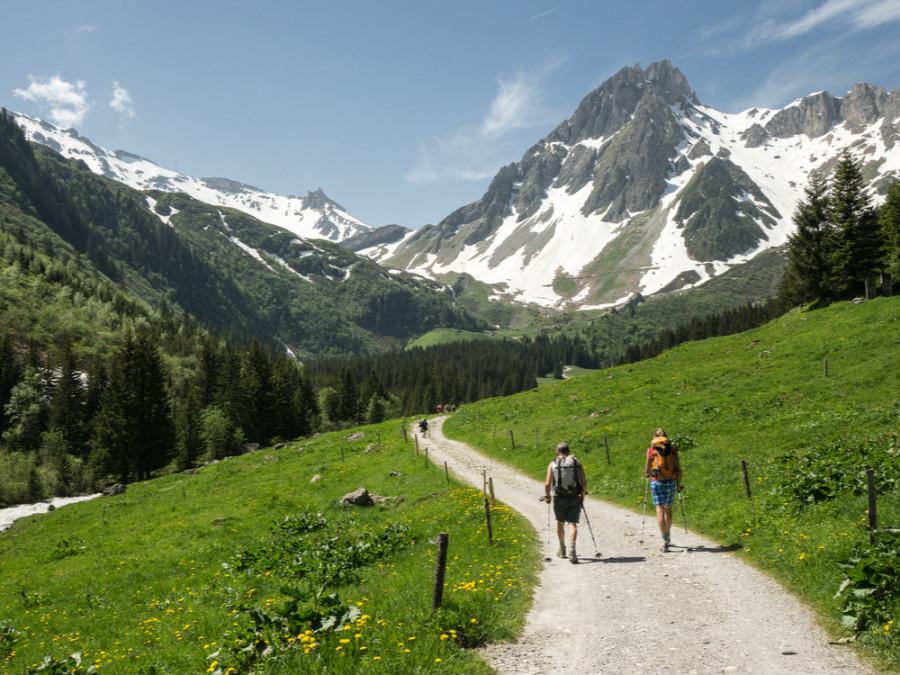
[444,296,900,667]
[2,296,899,672]
[0,421,539,674]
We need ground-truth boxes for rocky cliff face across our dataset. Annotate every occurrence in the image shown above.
[366,61,900,310]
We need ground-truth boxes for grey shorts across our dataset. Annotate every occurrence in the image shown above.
[553,494,582,523]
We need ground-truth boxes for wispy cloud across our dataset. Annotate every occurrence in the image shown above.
[731,32,900,111]
[700,0,900,54]
[480,72,546,138]
[407,65,561,185]
[13,74,92,128]
[110,81,136,127]
[754,0,900,44]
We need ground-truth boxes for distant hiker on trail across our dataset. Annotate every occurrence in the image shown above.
[644,428,682,552]
[419,418,428,438]
[437,403,443,414]
[544,441,587,563]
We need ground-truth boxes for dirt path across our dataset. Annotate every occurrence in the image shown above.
[419,417,872,675]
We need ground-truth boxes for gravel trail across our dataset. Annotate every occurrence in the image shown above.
[420,417,871,675]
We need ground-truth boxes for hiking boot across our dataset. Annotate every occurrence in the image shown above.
[660,540,670,552]
[568,545,578,563]
[556,543,566,558]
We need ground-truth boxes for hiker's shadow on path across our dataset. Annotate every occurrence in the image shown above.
[682,543,742,553]
[597,556,646,564]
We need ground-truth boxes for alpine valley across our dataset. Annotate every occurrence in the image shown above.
[8,60,900,346]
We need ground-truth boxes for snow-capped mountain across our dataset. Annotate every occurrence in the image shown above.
[11,112,369,243]
[362,61,900,310]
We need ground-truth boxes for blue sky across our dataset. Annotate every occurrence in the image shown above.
[3,0,900,230]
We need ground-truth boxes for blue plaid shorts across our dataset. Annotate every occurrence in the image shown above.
[651,479,677,506]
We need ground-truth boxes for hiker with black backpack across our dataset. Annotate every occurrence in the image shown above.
[643,428,682,552]
[543,442,587,563]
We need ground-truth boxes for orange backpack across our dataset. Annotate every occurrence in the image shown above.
[650,439,679,480]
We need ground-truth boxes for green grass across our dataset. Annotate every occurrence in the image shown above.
[406,329,494,349]
[4,296,899,672]
[444,296,900,669]
[0,422,540,674]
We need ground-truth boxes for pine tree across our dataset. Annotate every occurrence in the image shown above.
[879,180,900,277]
[47,340,87,457]
[90,328,174,483]
[365,394,386,425]
[827,152,881,298]
[337,367,360,424]
[780,174,833,305]
[174,390,202,471]
[237,340,276,444]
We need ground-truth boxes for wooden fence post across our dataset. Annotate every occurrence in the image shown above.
[866,275,878,300]
[493,423,497,440]
[509,430,515,448]
[444,461,450,483]
[415,434,419,456]
[432,533,449,609]
[741,459,757,524]
[425,447,429,468]
[401,424,407,443]
[866,468,877,543]
[741,460,752,499]
[824,359,828,377]
[604,436,611,465]
[341,447,345,462]
[488,477,496,506]
[484,498,493,542]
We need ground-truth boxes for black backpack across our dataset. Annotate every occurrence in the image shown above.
[553,456,582,496]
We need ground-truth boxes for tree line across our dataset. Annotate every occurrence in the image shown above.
[780,152,900,306]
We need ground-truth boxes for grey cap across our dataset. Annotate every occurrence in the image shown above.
[556,442,570,453]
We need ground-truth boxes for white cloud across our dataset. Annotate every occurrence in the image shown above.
[701,0,900,54]
[13,74,92,128]
[407,64,562,185]
[480,73,544,138]
[759,0,900,42]
[110,82,136,123]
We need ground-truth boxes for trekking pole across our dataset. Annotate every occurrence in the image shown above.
[640,477,649,542]
[580,501,601,557]
[678,488,687,534]
[539,496,551,561]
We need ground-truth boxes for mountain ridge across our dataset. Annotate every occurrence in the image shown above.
[363,61,900,310]
[10,60,900,314]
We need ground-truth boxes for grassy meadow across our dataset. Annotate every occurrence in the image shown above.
[2,295,899,672]
[0,424,540,674]
[444,295,900,669]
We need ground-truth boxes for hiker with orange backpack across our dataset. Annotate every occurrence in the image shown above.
[644,428,682,552]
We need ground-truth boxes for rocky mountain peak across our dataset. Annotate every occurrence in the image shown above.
[549,60,693,147]
[302,188,344,212]
[371,62,899,312]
